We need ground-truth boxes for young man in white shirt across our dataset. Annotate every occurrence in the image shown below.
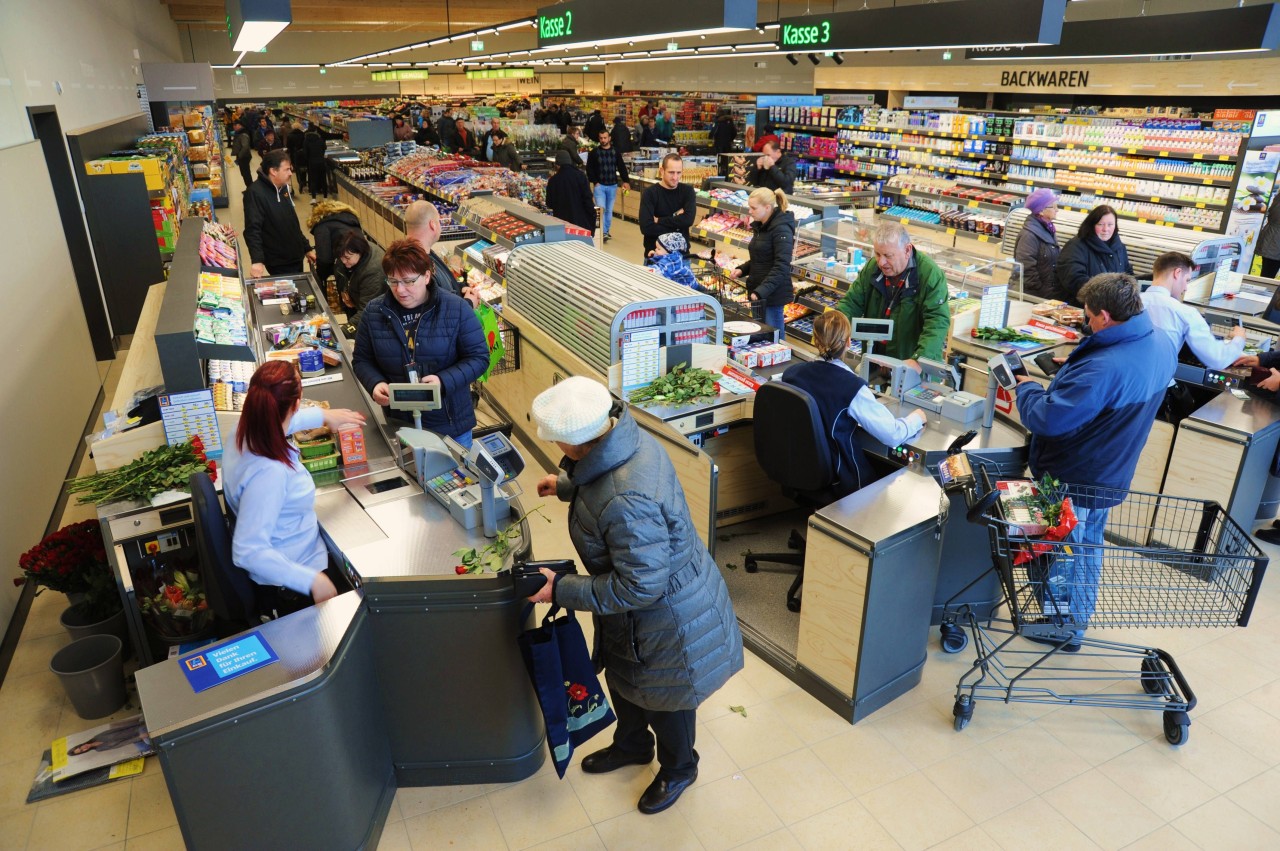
[1141,251,1246,370]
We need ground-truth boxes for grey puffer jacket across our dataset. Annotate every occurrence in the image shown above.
[1013,213,1061,299]
[552,405,744,712]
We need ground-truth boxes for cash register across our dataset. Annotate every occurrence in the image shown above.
[388,384,525,536]
[902,358,985,423]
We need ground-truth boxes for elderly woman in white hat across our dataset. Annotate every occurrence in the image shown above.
[528,376,743,815]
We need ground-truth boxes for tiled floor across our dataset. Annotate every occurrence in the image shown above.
[5,158,1280,850]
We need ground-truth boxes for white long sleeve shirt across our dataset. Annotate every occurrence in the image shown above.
[1141,285,1244,371]
[221,407,328,594]
[832,359,924,446]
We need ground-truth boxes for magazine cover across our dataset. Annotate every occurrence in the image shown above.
[49,714,154,782]
[27,749,144,804]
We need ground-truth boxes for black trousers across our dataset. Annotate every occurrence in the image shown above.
[309,160,327,197]
[237,158,253,189]
[608,685,698,781]
[1261,256,1280,280]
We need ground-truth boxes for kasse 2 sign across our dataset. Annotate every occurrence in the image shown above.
[1001,69,1091,89]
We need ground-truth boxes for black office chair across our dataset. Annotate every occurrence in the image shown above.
[189,472,261,636]
[745,382,847,612]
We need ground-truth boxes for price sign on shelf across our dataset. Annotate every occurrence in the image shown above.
[158,389,223,460]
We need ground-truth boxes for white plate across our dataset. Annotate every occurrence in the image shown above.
[724,321,761,333]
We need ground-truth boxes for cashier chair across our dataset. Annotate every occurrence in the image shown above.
[746,382,847,613]
[190,472,263,636]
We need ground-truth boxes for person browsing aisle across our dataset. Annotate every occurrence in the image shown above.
[587,128,630,243]
[638,154,696,258]
[730,187,796,332]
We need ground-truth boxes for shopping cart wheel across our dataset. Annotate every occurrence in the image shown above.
[744,557,758,574]
[1163,711,1191,746]
[952,696,973,732]
[1140,657,1167,696]
[940,623,968,654]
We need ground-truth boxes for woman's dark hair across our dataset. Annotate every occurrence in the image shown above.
[236,360,303,466]
[492,129,507,140]
[336,229,371,260]
[1080,204,1119,241]
[382,239,431,277]
[260,149,291,175]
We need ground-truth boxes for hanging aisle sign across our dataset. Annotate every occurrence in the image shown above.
[535,0,755,50]
[999,70,1090,89]
[778,0,1065,53]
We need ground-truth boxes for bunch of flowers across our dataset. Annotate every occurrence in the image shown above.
[68,436,217,506]
[16,520,120,619]
[139,569,211,639]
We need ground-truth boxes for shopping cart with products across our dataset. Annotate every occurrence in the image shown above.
[937,453,1268,746]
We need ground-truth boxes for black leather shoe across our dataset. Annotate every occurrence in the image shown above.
[580,746,654,775]
[1256,527,1280,544]
[638,772,697,814]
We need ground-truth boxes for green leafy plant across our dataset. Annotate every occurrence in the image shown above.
[454,505,549,574]
[971,326,1040,344]
[627,363,719,406]
[68,436,215,505]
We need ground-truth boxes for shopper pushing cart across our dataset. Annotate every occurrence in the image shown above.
[938,452,1268,746]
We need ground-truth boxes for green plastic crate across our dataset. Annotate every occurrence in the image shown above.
[302,452,339,472]
[298,439,336,459]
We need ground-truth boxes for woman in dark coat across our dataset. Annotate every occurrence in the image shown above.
[544,151,596,233]
[528,376,743,816]
[331,229,385,328]
[731,187,796,331]
[306,199,361,284]
[1055,204,1133,306]
[611,117,633,155]
[303,124,328,198]
[1013,188,1062,299]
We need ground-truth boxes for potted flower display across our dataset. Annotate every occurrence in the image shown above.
[138,568,213,644]
[16,520,125,641]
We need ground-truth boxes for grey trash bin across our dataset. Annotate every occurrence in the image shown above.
[50,634,127,719]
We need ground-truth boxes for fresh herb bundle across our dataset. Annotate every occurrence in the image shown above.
[627,363,719,406]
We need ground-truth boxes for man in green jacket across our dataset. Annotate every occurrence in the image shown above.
[836,221,951,371]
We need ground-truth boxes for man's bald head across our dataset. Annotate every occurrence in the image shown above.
[403,200,441,247]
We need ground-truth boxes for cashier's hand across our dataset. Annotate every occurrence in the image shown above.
[1230,325,1248,341]
[372,382,391,405]
[904,358,922,374]
[323,408,366,430]
[527,568,559,604]
[311,572,339,603]
[909,409,928,429]
[250,262,268,278]
[536,474,559,497]
[1260,368,1280,393]
[1235,354,1260,369]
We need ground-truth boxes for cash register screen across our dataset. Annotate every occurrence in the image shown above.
[395,388,438,402]
[479,433,507,454]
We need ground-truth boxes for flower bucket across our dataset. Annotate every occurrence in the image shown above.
[49,635,127,719]
[60,604,130,655]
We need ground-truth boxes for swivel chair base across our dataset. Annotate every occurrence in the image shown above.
[743,529,806,612]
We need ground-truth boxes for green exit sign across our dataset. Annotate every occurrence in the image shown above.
[780,20,831,47]
[538,10,574,41]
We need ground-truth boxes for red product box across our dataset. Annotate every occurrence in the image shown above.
[338,424,366,465]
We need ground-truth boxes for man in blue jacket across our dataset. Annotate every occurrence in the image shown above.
[1014,273,1176,651]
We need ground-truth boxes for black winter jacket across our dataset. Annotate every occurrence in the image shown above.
[751,154,797,195]
[334,241,385,328]
[712,118,737,154]
[1055,231,1134,306]
[352,290,489,438]
[309,210,361,284]
[737,208,796,307]
[611,121,633,154]
[638,182,696,255]
[1014,213,1062,300]
[231,128,253,164]
[303,129,326,167]
[545,167,596,233]
[243,177,311,270]
[285,128,305,164]
[490,141,524,172]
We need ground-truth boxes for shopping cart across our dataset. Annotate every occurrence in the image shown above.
[944,461,1268,746]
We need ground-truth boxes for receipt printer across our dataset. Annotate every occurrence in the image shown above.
[903,358,985,423]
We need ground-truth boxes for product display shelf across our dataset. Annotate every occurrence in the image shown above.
[155,217,260,395]
[838,158,1000,181]
[1007,174,1228,210]
[882,186,1013,215]
[455,195,593,251]
[504,241,723,374]
[884,215,1004,246]
[1008,155,1236,187]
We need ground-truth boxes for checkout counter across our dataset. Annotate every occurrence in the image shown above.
[107,229,549,851]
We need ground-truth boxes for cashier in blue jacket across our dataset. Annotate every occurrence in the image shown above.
[781,311,926,494]
[222,360,366,604]
[352,239,490,445]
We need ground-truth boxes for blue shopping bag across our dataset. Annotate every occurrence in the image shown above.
[517,605,615,778]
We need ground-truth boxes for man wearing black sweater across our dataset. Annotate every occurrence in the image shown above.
[639,154,696,257]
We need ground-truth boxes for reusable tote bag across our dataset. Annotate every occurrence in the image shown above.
[517,605,615,778]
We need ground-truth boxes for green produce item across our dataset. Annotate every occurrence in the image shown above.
[627,363,719,406]
[973,326,1039,344]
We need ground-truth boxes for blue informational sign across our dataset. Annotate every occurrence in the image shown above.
[756,95,824,109]
[179,631,279,693]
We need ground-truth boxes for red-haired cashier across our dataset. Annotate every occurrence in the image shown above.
[221,360,365,604]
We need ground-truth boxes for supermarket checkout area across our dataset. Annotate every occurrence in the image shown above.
[114,237,547,850]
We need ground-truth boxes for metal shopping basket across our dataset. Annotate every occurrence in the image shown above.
[948,465,1268,746]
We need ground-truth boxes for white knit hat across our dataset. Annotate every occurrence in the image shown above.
[531,377,614,445]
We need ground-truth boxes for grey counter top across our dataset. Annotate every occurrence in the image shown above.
[1186,388,1280,436]
[136,590,363,737]
[877,397,1027,453]
[815,466,944,549]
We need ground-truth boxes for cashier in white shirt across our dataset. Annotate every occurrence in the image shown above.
[221,360,366,604]
[781,311,926,495]
[1141,251,1246,421]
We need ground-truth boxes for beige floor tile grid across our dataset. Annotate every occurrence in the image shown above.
[5,154,1280,850]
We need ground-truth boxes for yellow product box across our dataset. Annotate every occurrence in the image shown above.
[84,159,113,176]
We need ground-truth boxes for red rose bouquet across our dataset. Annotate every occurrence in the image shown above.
[16,520,120,619]
[67,436,216,506]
